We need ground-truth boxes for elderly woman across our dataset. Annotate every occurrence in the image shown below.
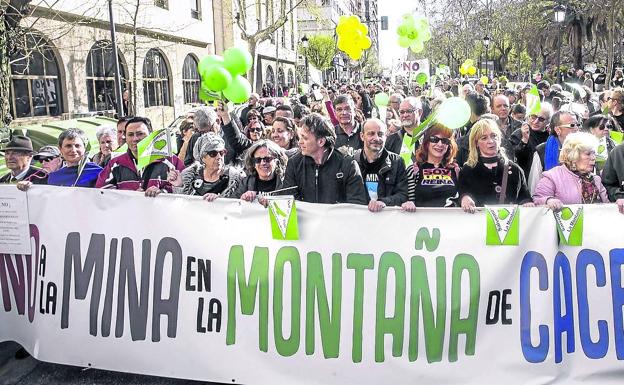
[169,133,245,201]
[232,140,287,202]
[533,132,608,210]
[402,124,460,210]
[584,115,616,172]
[270,117,299,157]
[91,125,118,167]
[458,119,533,213]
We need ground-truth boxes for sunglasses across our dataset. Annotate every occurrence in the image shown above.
[254,156,275,164]
[429,136,451,145]
[529,115,547,122]
[207,150,227,158]
[248,126,263,133]
[558,123,581,129]
[40,156,59,162]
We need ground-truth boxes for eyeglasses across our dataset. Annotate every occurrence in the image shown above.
[40,156,59,162]
[207,150,227,158]
[558,123,581,129]
[248,126,263,133]
[254,156,275,164]
[399,109,416,114]
[529,115,547,122]
[429,136,451,145]
[598,123,612,130]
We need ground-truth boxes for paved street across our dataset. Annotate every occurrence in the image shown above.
[0,342,224,385]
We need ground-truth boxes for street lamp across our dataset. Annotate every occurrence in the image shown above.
[554,4,566,84]
[483,35,490,77]
[301,35,309,84]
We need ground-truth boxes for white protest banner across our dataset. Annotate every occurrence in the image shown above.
[391,59,430,82]
[1,185,624,384]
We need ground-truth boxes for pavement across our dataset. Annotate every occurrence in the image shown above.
[0,342,224,385]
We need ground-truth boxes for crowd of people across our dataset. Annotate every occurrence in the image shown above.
[3,75,624,215]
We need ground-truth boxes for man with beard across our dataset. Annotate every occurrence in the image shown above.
[385,97,422,166]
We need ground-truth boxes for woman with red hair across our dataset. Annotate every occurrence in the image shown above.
[402,124,460,210]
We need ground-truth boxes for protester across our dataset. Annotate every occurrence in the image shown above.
[218,101,259,164]
[458,119,533,213]
[584,114,615,172]
[17,128,102,189]
[176,120,195,163]
[385,97,423,163]
[233,140,287,202]
[533,132,608,209]
[526,110,580,194]
[0,136,39,183]
[239,93,260,126]
[96,116,184,195]
[455,92,491,166]
[116,116,131,147]
[608,88,624,131]
[26,145,63,184]
[282,112,367,204]
[169,133,244,200]
[354,118,407,212]
[91,125,118,167]
[332,94,363,154]
[262,106,276,126]
[402,124,460,210]
[270,117,299,157]
[511,102,553,178]
[185,106,220,166]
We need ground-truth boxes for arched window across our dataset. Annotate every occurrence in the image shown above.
[143,49,171,107]
[266,65,275,86]
[85,40,127,112]
[182,55,200,104]
[287,69,294,88]
[10,32,63,118]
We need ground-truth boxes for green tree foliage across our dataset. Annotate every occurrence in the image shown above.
[300,34,337,71]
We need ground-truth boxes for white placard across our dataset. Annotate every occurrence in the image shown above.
[0,188,31,254]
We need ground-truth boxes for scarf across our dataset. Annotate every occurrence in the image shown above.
[573,170,601,204]
[544,135,560,171]
[478,154,501,164]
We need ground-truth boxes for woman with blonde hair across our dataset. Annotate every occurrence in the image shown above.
[458,118,533,213]
[533,132,608,210]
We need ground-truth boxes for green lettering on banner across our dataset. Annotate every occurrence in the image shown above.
[226,246,269,351]
[414,227,441,251]
[449,254,480,362]
[375,252,406,362]
[305,252,342,358]
[408,256,446,363]
[273,247,302,356]
[347,253,374,363]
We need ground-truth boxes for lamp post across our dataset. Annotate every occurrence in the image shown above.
[108,0,124,117]
[554,4,566,84]
[301,35,309,84]
[483,35,490,77]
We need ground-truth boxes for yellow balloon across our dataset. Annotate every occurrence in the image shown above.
[349,49,362,60]
[480,76,489,85]
[361,36,372,49]
[337,37,349,52]
[459,67,467,75]
[468,66,477,75]
[357,23,369,35]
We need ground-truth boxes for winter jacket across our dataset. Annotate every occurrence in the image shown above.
[510,127,550,177]
[458,158,532,206]
[354,149,408,206]
[95,151,184,192]
[282,149,367,205]
[231,174,285,199]
[533,165,608,205]
[334,122,363,154]
[174,163,245,197]
[601,143,624,201]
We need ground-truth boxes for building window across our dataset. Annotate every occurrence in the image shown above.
[86,40,127,112]
[191,0,201,19]
[266,65,275,86]
[143,48,171,107]
[287,69,294,88]
[182,55,200,104]
[277,67,285,87]
[9,32,63,119]
[154,0,168,9]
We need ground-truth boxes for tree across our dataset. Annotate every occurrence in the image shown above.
[0,0,32,132]
[300,34,336,71]
[233,0,308,90]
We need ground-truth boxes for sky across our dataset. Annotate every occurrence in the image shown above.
[378,1,424,68]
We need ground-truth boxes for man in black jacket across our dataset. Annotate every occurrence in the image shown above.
[333,94,363,154]
[355,119,408,212]
[385,97,423,163]
[282,113,367,205]
[0,136,39,184]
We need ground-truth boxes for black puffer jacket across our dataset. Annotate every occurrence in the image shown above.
[354,149,408,206]
[282,149,367,204]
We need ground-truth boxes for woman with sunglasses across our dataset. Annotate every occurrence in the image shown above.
[233,140,287,202]
[402,124,460,211]
[169,133,244,201]
[459,119,534,213]
[584,115,616,172]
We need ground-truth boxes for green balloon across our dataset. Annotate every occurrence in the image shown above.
[223,47,253,76]
[436,97,471,129]
[223,75,252,103]
[374,92,389,107]
[198,55,224,77]
[398,36,411,48]
[198,86,220,102]
[415,72,428,86]
[203,65,233,92]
